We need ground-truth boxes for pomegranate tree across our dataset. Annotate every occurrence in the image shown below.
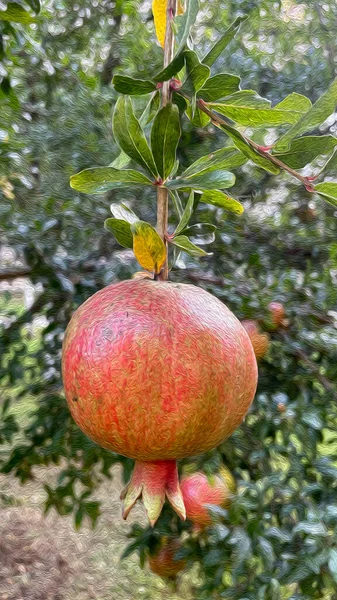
[62,279,257,525]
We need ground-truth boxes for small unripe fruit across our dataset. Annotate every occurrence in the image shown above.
[241,320,270,359]
[180,468,236,528]
[268,302,285,327]
[148,537,186,578]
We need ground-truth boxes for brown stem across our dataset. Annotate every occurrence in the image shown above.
[156,0,176,281]
[195,99,315,191]
[0,268,32,281]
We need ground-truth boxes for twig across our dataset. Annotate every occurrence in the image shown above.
[0,269,32,282]
[156,0,176,281]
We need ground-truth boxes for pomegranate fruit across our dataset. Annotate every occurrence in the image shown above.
[241,319,270,359]
[268,302,285,327]
[148,537,186,578]
[62,279,257,525]
[180,468,236,527]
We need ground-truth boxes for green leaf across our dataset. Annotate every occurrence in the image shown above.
[167,170,235,190]
[209,103,299,127]
[328,549,337,583]
[314,182,337,208]
[274,78,337,152]
[151,103,181,180]
[131,221,166,274]
[320,148,337,176]
[171,235,210,257]
[175,0,200,55]
[112,96,158,177]
[185,105,210,127]
[219,90,271,108]
[110,203,139,224]
[183,50,211,97]
[75,506,84,530]
[275,92,312,113]
[0,3,34,23]
[113,75,156,96]
[198,74,241,102]
[104,218,133,249]
[173,92,188,115]
[25,0,40,13]
[200,190,244,214]
[202,16,248,67]
[183,146,247,178]
[70,167,153,194]
[152,51,185,83]
[175,190,195,235]
[83,501,101,528]
[274,136,337,169]
[215,121,280,174]
[182,223,217,245]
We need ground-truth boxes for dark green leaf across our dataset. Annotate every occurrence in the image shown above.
[70,167,153,193]
[75,506,84,530]
[210,103,299,127]
[0,3,34,23]
[104,218,133,248]
[113,75,156,95]
[171,235,210,257]
[110,203,139,224]
[112,96,158,177]
[142,91,160,125]
[167,170,235,190]
[198,74,241,102]
[83,501,101,528]
[172,92,188,114]
[153,51,185,83]
[175,0,199,55]
[273,135,337,169]
[151,103,181,180]
[274,78,337,152]
[200,190,244,214]
[202,16,248,67]
[183,50,211,97]
[185,105,210,127]
[183,146,247,178]
[175,190,195,235]
[314,182,337,208]
[24,0,41,13]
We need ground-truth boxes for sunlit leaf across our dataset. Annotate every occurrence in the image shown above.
[0,3,34,23]
[198,74,240,102]
[202,16,247,67]
[209,103,299,127]
[152,0,168,48]
[70,168,153,193]
[182,146,247,178]
[110,203,139,224]
[200,190,244,214]
[183,50,211,97]
[171,235,210,257]
[131,221,166,273]
[275,92,312,113]
[314,182,337,208]
[175,0,199,54]
[167,169,235,190]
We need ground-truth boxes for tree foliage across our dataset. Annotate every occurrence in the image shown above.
[1,1,337,598]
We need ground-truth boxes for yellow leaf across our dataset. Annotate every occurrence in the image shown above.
[152,0,167,48]
[131,221,166,274]
[152,0,184,47]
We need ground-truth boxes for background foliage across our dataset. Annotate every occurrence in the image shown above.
[1,1,337,598]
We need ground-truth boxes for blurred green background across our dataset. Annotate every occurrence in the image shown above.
[1,1,337,598]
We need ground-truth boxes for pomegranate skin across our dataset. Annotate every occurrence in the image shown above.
[148,538,186,578]
[62,279,257,461]
[181,471,235,527]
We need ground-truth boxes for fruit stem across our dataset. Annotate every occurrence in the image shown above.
[156,0,176,281]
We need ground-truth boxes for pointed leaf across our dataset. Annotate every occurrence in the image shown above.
[275,92,312,113]
[274,78,337,152]
[171,235,210,257]
[183,146,247,178]
[110,203,139,224]
[131,221,166,274]
[314,182,337,208]
[202,16,247,67]
[273,136,337,169]
[70,168,153,194]
[113,76,156,96]
[173,91,188,114]
[320,148,337,176]
[104,218,133,248]
[185,105,210,127]
[183,50,211,96]
[112,96,158,177]
[175,0,199,54]
[175,190,195,235]
[210,103,299,127]
[182,223,217,245]
[151,103,181,179]
[153,0,166,47]
[0,3,34,22]
[200,190,244,214]
[167,170,235,190]
[219,90,271,108]
[215,120,280,174]
[198,74,240,102]
[153,51,185,83]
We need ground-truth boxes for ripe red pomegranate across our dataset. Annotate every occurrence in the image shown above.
[241,319,270,359]
[62,279,257,525]
[180,468,235,527]
[148,537,186,578]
